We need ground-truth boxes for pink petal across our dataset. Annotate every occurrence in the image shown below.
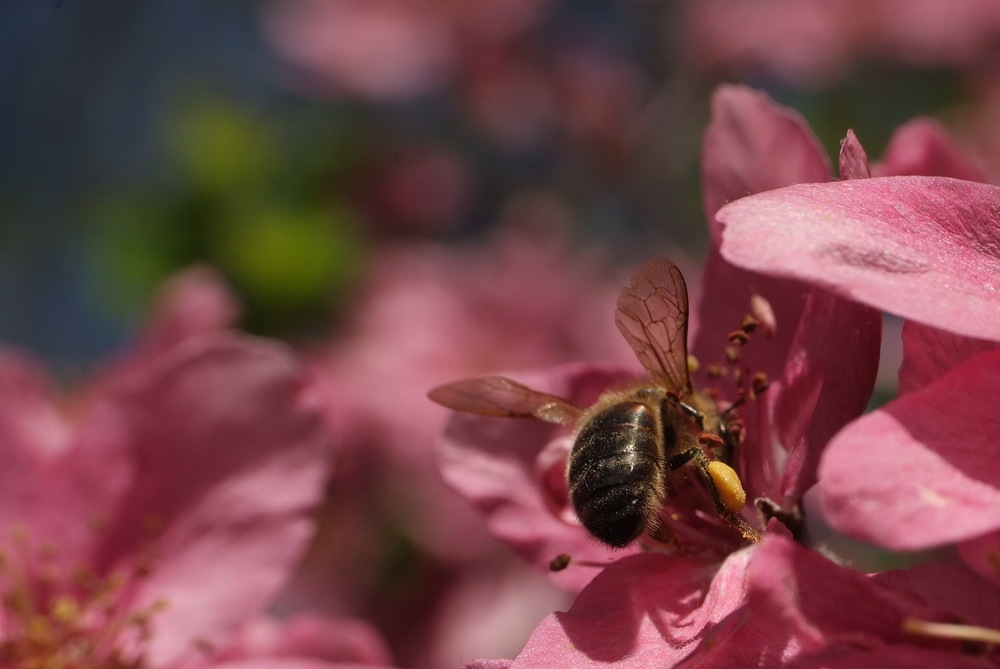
[819,348,1000,550]
[133,265,240,354]
[876,117,988,181]
[689,532,1000,667]
[874,560,1000,630]
[217,614,394,666]
[438,363,641,591]
[680,2,853,86]
[838,129,871,180]
[701,84,831,240]
[210,662,395,669]
[261,0,455,101]
[508,549,751,668]
[794,647,996,669]
[748,533,913,654]
[0,351,74,537]
[718,176,1000,341]
[898,320,997,395]
[957,531,1000,587]
[775,290,881,503]
[90,334,332,666]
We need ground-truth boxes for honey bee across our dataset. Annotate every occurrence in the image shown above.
[429,257,760,548]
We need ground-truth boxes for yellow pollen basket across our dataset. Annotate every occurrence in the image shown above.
[706,460,747,513]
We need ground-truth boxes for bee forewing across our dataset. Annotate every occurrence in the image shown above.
[428,375,583,425]
[615,257,692,394]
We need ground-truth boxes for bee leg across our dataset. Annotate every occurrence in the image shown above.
[665,445,699,470]
[666,447,762,543]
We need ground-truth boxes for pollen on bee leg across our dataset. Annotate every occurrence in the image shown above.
[707,461,746,513]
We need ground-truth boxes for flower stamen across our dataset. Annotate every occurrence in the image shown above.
[0,531,165,669]
[903,618,1000,652]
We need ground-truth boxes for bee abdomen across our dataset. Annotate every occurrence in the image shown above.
[568,402,664,547]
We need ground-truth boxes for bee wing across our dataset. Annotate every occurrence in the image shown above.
[428,375,583,426]
[615,257,692,394]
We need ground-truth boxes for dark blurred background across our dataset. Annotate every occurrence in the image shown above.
[5,0,996,373]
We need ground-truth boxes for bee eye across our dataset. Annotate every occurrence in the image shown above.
[707,461,747,512]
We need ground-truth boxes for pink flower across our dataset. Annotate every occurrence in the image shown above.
[686,531,1000,668]
[212,613,396,667]
[259,0,554,101]
[296,224,623,666]
[472,546,753,668]
[436,84,884,662]
[358,144,476,234]
[441,83,1000,667]
[717,172,1000,586]
[258,0,650,161]
[487,529,1000,668]
[682,0,1000,85]
[0,269,342,667]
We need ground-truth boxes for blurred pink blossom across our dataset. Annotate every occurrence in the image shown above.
[260,0,454,101]
[103,265,242,381]
[359,144,476,234]
[461,46,650,158]
[950,68,1000,184]
[682,0,1000,85]
[259,0,650,167]
[213,613,395,667]
[260,0,554,102]
[0,266,347,666]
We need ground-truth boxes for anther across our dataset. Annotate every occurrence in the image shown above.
[751,373,770,397]
[549,554,571,571]
[750,294,776,337]
[727,330,750,346]
[706,364,727,378]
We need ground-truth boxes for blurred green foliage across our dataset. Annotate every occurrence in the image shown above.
[87,93,367,337]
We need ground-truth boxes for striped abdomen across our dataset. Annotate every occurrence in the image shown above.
[567,401,666,547]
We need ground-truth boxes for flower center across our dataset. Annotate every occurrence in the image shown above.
[0,529,164,669]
